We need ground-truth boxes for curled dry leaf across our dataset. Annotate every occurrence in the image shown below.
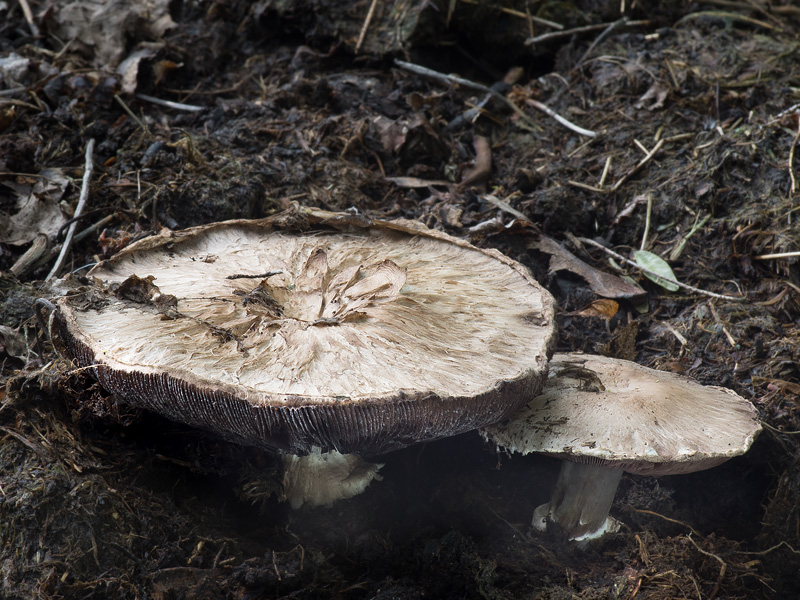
[567,299,620,320]
[0,168,70,245]
[531,236,645,299]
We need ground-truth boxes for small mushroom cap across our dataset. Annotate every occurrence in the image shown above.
[51,208,556,455]
[483,353,762,475]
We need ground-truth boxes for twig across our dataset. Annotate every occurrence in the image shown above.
[568,180,607,193]
[395,59,596,137]
[676,10,779,32]
[46,139,95,281]
[611,138,664,191]
[39,214,114,271]
[17,0,40,37]
[395,59,539,132]
[523,98,597,137]
[598,155,612,188]
[630,508,701,537]
[670,213,710,261]
[574,17,627,70]
[762,422,800,436]
[135,93,204,113]
[576,236,745,301]
[114,94,148,133]
[754,251,800,260]
[686,534,726,600]
[640,192,652,250]
[735,540,800,555]
[459,0,563,29]
[355,0,379,54]
[788,116,800,194]
[526,19,651,45]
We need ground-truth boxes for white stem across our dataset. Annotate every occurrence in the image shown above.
[281,448,382,509]
[540,461,623,540]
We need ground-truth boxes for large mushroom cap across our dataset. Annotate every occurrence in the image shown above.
[50,208,556,456]
[484,352,762,475]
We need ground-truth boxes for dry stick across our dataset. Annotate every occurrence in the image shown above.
[576,236,745,301]
[676,10,778,32]
[754,250,800,260]
[17,0,40,37]
[135,93,203,113]
[459,0,563,29]
[640,192,653,250]
[355,0,379,54]
[394,60,597,138]
[394,60,539,134]
[611,138,664,191]
[523,98,597,138]
[598,155,612,188]
[40,214,114,271]
[573,17,627,70]
[526,19,651,45]
[46,139,95,282]
[114,94,148,133]
[788,117,800,194]
[686,534,727,600]
[630,508,701,537]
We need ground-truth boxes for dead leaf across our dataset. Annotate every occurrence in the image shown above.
[531,236,645,298]
[46,0,176,69]
[0,168,70,245]
[459,135,492,188]
[567,299,619,320]
[0,325,27,359]
[635,81,670,110]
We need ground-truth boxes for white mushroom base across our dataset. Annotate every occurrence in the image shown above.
[533,461,623,541]
[281,448,383,509]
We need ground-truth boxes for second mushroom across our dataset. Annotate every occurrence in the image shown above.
[482,353,762,541]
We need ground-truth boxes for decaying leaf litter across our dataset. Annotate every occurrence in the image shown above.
[2,0,800,597]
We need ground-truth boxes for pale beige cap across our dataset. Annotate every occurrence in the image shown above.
[484,352,762,474]
[51,207,556,456]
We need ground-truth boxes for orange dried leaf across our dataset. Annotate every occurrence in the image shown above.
[570,299,619,320]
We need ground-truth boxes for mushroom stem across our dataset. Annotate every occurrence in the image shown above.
[281,448,383,509]
[535,461,623,541]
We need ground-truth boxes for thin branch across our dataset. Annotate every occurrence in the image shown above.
[611,138,664,191]
[686,534,726,600]
[574,17,627,70]
[17,0,40,37]
[753,251,800,260]
[355,0,379,54]
[395,59,596,137]
[789,116,800,194]
[114,94,148,133]
[135,93,204,113]
[523,98,597,137]
[526,19,651,45]
[46,139,95,282]
[576,236,745,301]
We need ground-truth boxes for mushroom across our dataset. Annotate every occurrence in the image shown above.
[482,352,762,541]
[47,207,556,508]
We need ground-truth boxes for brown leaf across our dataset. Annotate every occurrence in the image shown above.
[531,236,645,299]
[459,135,492,188]
[567,299,619,320]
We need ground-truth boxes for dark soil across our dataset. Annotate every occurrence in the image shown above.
[2,1,800,598]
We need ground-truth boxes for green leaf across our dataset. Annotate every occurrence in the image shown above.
[633,250,680,292]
